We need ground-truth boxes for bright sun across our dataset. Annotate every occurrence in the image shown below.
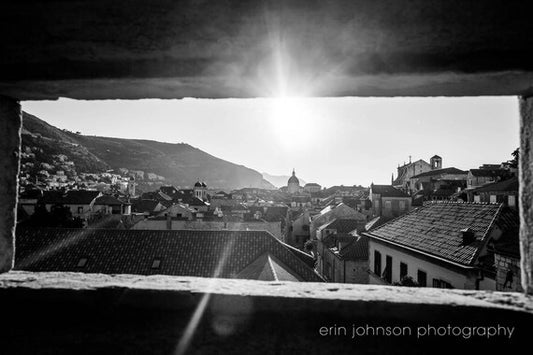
[268,97,319,150]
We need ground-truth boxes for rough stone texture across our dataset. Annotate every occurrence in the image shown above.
[3,271,533,312]
[0,96,20,273]
[0,271,532,354]
[1,1,533,99]
[520,97,533,295]
[495,254,522,292]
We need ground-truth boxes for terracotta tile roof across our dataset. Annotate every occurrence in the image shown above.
[371,185,410,198]
[364,202,506,267]
[469,168,509,178]
[411,167,467,179]
[179,196,208,206]
[493,207,520,258]
[131,199,161,214]
[474,177,518,193]
[159,185,180,199]
[339,235,369,261]
[318,218,363,234]
[365,216,386,231]
[14,228,322,282]
[283,242,316,268]
[20,188,43,200]
[236,253,300,281]
[141,191,172,202]
[39,190,101,205]
[94,195,123,206]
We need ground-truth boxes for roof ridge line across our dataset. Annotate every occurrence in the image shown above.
[267,254,279,281]
[469,202,505,266]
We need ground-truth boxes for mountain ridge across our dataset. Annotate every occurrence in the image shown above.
[21,112,276,190]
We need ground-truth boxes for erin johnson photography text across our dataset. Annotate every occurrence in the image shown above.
[319,324,516,340]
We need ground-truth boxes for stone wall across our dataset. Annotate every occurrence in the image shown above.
[495,253,523,292]
[0,96,20,273]
[1,271,532,354]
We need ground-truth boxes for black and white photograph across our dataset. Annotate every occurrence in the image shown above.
[0,1,532,354]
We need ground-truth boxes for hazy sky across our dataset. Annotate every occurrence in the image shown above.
[23,97,519,188]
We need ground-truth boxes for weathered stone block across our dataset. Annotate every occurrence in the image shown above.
[520,97,533,294]
[0,96,21,273]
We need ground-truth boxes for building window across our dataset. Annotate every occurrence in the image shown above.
[474,195,481,203]
[508,195,516,207]
[417,270,427,287]
[151,259,161,269]
[374,250,382,276]
[400,262,408,280]
[78,206,84,214]
[385,201,392,210]
[490,195,497,203]
[77,258,88,268]
[433,278,453,289]
[383,255,392,283]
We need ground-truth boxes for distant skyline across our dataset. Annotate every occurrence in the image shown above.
[23,97,519,188]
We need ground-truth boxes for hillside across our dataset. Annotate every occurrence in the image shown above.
[21,112,276,190]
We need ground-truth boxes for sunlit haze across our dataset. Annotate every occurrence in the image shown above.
[23,97,519,188]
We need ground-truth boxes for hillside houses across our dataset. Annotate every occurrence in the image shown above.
[315,218,369,284]
[14,152,522,291]
[38,190,102,218]
[408,167,468,201]
[467,177,518,207]
[369,184,412,219]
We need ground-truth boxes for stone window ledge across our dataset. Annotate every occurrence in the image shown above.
[1,271,532,313]
[2,272,533,353]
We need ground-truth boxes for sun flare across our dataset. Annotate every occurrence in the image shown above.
[268,97,319,150]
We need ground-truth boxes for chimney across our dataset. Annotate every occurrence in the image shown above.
[461,228,475,245]
[166,213,172,230]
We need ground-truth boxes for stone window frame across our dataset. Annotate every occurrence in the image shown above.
[0,95,532,297]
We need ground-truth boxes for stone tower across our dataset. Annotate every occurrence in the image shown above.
[430,155,442,170]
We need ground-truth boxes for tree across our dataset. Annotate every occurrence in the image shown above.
[23,203,51,227]
[22,204,83,228]
[509,148,519,169]
[304,240,314,254]
[393,276,419,287]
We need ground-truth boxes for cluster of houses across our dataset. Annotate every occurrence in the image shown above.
[14,155,521,292]
[19,148,147,193]
[283,156,519,292]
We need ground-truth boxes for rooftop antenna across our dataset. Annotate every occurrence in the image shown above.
[409,155,412,164]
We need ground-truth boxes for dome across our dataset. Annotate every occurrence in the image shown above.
[201,182,207,188]
[288,175,299,184]
[288,169,299,185]
[194,181,202,187]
